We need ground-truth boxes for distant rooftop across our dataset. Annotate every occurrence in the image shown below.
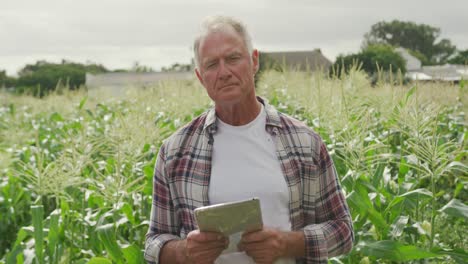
[409,64,468,82]
[261,49,332,71]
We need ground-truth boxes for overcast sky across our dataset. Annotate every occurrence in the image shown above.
[1,0,467,76]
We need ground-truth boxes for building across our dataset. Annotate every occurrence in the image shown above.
[86,71,194,89]
[261,49,332,72]
[395,48,422,71]
[396,48,468,82]
[406,63,468,83]
[85,71,194,97]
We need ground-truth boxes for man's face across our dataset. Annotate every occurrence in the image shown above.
[195,27,259,106]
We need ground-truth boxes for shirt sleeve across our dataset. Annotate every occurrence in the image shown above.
[301,138,354,263]
[144,143,181,263]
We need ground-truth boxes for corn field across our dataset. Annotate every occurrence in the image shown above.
[0,69,466,263]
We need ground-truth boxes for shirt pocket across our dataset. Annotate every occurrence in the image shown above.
[299,161,320,216]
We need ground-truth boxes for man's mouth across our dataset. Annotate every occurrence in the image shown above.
[219,83,237,89]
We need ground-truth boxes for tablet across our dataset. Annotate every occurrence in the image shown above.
[194,198,263,236]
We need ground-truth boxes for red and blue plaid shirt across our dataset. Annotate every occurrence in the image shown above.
[145,97,353,263]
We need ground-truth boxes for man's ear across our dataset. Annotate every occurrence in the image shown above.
[252,49,259,74]
[195,68,203,85]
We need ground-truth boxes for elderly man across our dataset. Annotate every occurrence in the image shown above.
[145,16,353,264]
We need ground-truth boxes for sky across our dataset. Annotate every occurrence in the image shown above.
[1,0,467,76]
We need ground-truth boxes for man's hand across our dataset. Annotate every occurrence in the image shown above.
[185,230,229,264]
[238,228,305,264]
[237,227,288,264]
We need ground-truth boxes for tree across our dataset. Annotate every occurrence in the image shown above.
[161,63,192,72]
[448,49,468,65]
[15,60,109,96]
[0,70,16,88]
[363,20,456,65]
[131,62,154,73]
[332,44,406,78]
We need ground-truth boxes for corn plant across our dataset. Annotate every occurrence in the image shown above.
[0,71,466,263]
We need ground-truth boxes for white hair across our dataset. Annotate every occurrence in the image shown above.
[193,15,254,69]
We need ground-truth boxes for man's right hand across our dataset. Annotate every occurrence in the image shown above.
[184,230,228,264]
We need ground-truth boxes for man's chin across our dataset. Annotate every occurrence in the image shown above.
[215,93,243,105]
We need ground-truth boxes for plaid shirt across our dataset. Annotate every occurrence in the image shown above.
[145,97,353,264]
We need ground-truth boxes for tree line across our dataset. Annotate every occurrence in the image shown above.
[1,20,468,97]
[331,20,468,78]
[1,60,109,97]
[0,60,163,97]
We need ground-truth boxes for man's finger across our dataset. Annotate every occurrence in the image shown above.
[241,229,270,243]
[188,230,226,242]
[189,244,226,263]
[238,240,268,252]
[187,239,228,253]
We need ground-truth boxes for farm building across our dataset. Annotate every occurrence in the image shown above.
[408,64,468,82]
[395,48,422,71]
[396,48,468,82]
[261,49,332,72]
[86,71,194,89]
[85,71,194,97]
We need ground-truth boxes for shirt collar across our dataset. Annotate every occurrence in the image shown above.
[203,96,283,134]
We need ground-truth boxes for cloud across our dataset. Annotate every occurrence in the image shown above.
[1,0,467,75]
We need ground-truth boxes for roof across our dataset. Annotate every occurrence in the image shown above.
[407,72,432,81]
[261,50,332,71]
[395,48,421,71]
[408,64,468,82]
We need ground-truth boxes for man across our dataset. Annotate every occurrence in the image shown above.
[145,16,353,264]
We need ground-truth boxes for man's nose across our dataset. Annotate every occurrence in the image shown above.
[217,61,232,80]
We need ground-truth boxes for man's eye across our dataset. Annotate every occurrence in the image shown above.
[206,62,217,69]
[228,56,240,62]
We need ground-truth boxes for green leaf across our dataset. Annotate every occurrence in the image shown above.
[5,244,25,264]
[400,188,433,199]
[387,188,432,209]
[432,247,468,264]
[372,163,385,188]
[399,86,416,108]
[328,257,345,264]
[454,182,464,198]
[121,203,136,225]
[96,224,124,263]
[347,187,388,232]
[48,210,60,263]
[361,240,440,261]
[31,205,44,264]
[122,244,144,264]
[385,196,405,213]
[88,193,104,208]
[439,199,468,219]
[14,227,32,247]
[49,112,64,122]
[60,200,70,218]
[106,158,116,174]
[398,156,409,182]
[87,257,113,264]
[79,96,88,110]
[142,143,150,153]
[143,165,154,179]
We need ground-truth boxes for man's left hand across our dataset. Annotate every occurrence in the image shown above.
[237,227,288,264]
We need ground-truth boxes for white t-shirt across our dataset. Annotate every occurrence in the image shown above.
[209,105,295,264]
